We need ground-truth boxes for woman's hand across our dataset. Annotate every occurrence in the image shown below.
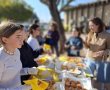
[71,46,76,50]
[92,50,105,57]
[65,44,70,48]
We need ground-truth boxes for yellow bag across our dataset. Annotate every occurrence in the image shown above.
[58,55,69,62]
[37,67,53,80]
[43,44,51,52]
[38,66,60,82]
[24,77,48,90]
[53,72,59,82]
[37,55,48,64]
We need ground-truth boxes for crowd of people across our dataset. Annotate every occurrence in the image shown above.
[0,17,110,90]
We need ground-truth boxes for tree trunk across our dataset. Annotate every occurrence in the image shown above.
[48,0,66,53]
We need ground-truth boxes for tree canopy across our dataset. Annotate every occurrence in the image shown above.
[0,0,34,22]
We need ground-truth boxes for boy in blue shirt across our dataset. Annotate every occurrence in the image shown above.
[65,27,83,56]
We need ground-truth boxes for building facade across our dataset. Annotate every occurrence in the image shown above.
[64,0,110,32]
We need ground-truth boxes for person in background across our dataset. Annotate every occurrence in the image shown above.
[0,21,38,90]
[36,35,45,46]
[65,27,83,56]
[105,25,110,33]
[33,19,39,25]
[32,19,45,46]
[27,24,44,57]
[85,17,110,90]
[45,21,60,56]
[19,25,38,84]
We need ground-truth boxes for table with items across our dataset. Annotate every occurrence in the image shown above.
[24,54,97,90]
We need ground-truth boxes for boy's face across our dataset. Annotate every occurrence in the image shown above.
[72,30,79,37]
[2,30,23,49]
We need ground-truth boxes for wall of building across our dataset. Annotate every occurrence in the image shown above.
[64,0,110,32]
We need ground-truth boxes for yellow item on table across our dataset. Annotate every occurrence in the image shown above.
[43,44,51,52]
[37,66,53,80]
[58,55,69,62]
[37,66,60,82]
[53,72,59,82]
[24,77,49,90]
[37,55,48,64]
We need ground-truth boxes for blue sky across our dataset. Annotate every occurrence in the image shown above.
[24,0,96,23]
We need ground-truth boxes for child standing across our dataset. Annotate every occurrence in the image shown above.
[27,24,44,56]
[65,27,83,56]
[45,21,60,56]
[0,21,37,90]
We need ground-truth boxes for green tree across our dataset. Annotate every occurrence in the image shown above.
[0,0,34,22]
[40,0,74,53]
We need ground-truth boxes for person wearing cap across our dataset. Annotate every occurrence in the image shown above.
[65,27,83,56]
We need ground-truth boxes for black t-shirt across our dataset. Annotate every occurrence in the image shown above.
[19,41,38,84]
[19,41,38,68]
